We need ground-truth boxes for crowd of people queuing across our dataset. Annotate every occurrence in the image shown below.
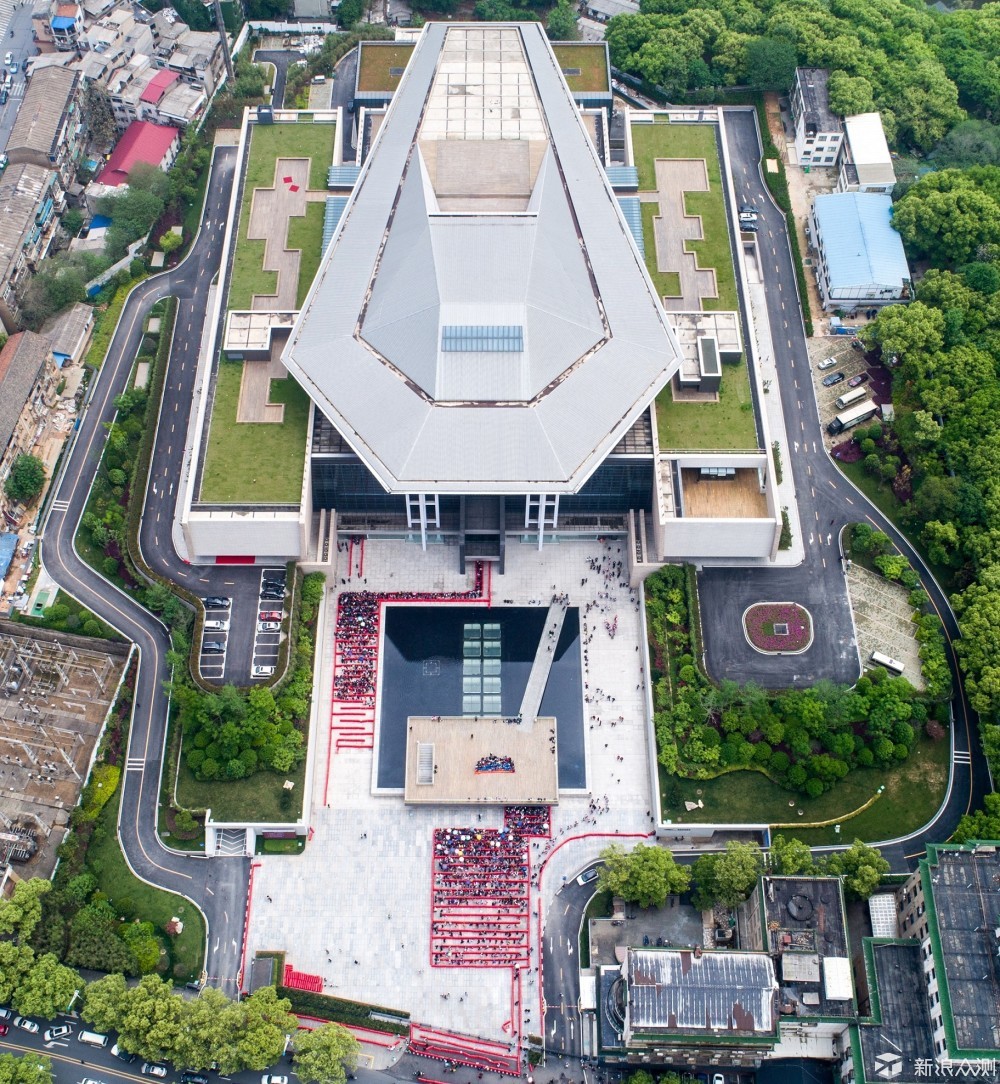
[504,805,550,837]
[332,564,485,706]
[476,753,515,774]
[431,825,530,968]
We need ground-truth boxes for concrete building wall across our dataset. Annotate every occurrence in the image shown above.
[183,509,304,564]
[660,517,779,561]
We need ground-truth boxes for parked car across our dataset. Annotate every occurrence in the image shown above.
[739,203,756,213]
[44,1025,73,1041]
[14,1017,39,1033]
[258,621,280,633]
[259,611,282,621]
[141,1065,168,1078]
[252,665,276,678]
[740,222,758,232]
[202,641,226,654]
[0,1024,8,1037]
[202,596,230,608]
[262,1075,289,1084]
[81,1079,108,1084]
[712,1075,725,1084]
[847,372,870,388]
[0,1007,12,1022]
[822,371,846,386]
[817,356,838,370]
[181,1073,210,1084]
[738,211,757,222]
[260,591,283,601]
[112,1043,137,1063]
[204,619,229,632]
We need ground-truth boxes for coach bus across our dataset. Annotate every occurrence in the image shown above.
[870,650,905,675]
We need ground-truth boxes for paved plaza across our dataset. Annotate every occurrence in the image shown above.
[245,539,655,1044]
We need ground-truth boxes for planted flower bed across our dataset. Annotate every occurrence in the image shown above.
[743,602,813,653]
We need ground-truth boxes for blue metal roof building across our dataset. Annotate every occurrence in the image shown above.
[810,192,910,311]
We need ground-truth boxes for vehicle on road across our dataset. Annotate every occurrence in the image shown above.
[141,1065,168,1078]
[0,1007,12,1022]
[739,203,755,213]
[262,1075,289,1084]
[78,1031,109,1048]
[712,1075,725,1084]
[834,387,868,411]
[576,868,599,885]
[202,641,226,653]
[181,1073,210,1084]
[3,51,11,65]
[81,1078,108,1084]
[822,371,846,386]
[0,1024,7,1037]
[257,621,280,632]
[252,664,276,678]
[112,1043,137,1063]
[817,357,838,370]
[259,611,282,621]
[0,88,8,105]
[44,1025,73,1040]
[847,371,870,388]
[14,1017,39,1033]
[740,222,758,232]
[827,400,879,435]
[202,597,231,608]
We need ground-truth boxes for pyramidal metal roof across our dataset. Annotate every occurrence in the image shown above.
[283,22,683,494]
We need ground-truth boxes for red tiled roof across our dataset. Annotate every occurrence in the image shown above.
[96,120,180,187]
[139,68,179,104]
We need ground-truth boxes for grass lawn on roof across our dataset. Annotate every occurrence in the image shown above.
[357,42,415,92]
[551,43,609,93]
[200,361,311,504]
[286,201,326,309]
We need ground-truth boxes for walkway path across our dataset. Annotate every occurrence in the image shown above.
[517,598,567,723]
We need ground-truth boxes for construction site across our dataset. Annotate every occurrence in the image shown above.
[0,621,129,877]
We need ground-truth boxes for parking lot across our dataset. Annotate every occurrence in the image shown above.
[196,567,288,684]
[808,338,875,445]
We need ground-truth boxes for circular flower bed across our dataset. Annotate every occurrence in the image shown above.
[742,602,814,654]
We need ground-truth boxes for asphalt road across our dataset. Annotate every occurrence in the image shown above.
[41,146,250,995]
[253,48,304,109]
[541,873,597,1064]
[701,108,989,856]
[0,0,36,152]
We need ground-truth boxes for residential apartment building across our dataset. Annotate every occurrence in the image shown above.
[0,332,59,520]
[108,59,204,130]
[789,68,844,167]
[150,11,225,97]
[0,164,65,334]
[49,1,84,50]
[6,68,83,188]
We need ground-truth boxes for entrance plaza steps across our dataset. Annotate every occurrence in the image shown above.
[408,1023,520,1076]
[517,599,568,723]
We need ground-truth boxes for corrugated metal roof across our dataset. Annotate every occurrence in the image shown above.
[283,23,683,492]
[327,164,361,188]
[616,197,644,257]
[606,165,638,190]
[322,196,348,251]
[628,949,777,1034]
[813,192,909,293]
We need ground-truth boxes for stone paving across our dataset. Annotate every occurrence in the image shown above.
[846,563,924,688]
[246,539,655,1043]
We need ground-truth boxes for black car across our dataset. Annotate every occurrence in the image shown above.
[202,641,226,654]
[202,597,231,609]
[260,589,284,599]
[112,1043,137,1064]
[739,203,755,214]
[181,1073,210,1084]
[847,371,870,387]
[822,371,846,386]
[262,579,285,589]
[740,222,758,232]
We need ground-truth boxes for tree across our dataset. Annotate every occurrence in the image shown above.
[546,0,578,41]
[827,72,876,117]
[826,840,890,899]
[82,973,129,1033]
[744,37,796,92]
[61,208,85,237]
[13,954,80,1018]
[892,169,1000,267]
[84,83,118,150]
[116,975,185,1063]
[692,841,763,910]
[0,1053,53,1084]
[231,987,298,1072]
[769,834,815,876]
[597,842,690,908]
[174,987,243,1072]
[3,455,47,504]
[159,231,183,254]
[336,0,363,26]
[0,879,51,942]
[0,943,35,1004]
[292,1024,360,1084]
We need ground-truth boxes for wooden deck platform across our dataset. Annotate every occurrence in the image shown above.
[403,715,558,805]
[681,467,769,518]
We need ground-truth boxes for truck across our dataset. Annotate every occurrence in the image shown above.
[827,400,879,435]
[834,386,869,411]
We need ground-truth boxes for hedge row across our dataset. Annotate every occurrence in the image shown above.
[85,274,150,370]
[276,987,409,1035]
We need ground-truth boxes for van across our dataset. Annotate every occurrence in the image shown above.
[78,1031,110,1048]
[204,619,229,632]
[834,387,868,410]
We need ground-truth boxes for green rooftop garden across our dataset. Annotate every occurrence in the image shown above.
[655,360,757,450]
[551,42,610,93]
[357,42,415,93]
[200,119,334,505]
[201,361,311,504]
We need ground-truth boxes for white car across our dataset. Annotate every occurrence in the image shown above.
[817,357,838,370]
[14,1017,39,1033]
[204,619,229,632]
[262,1076,289,1084]
[257,621,280,633]
[252,665,276,678]
[44,1025,73,1040]
[576,868,599,886]
[141,1065,168,1078]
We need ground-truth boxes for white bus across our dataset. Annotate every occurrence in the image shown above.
[834,387,869,411]
[870,651,905,675]
[827,401,880,435]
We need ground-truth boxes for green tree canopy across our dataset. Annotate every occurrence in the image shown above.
[3,455,47,504]
[0,1053,53,1084]
[826,840,890,899]
[597,842,691,908]
[292,1024,360,1084]
[691,841,763,910]
[546,0,579,40]
[13,954,80,1018]
[81,972,129,1033]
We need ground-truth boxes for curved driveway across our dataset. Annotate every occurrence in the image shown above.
[41,146,249,994]
[701,109,989,860]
